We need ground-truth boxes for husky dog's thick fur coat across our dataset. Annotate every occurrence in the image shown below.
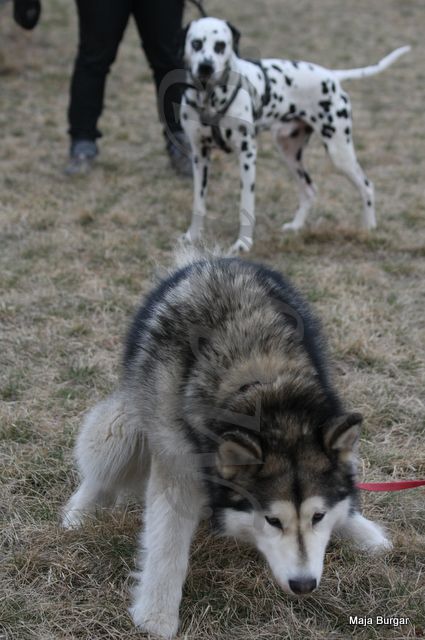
[63,250,390,638]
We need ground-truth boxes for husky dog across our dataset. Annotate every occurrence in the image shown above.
[63,249,391,639]
[180,17,410,252]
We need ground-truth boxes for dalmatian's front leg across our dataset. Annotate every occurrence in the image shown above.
[229,125,257,254]
[180,100,210,243]
[184,141,210,243]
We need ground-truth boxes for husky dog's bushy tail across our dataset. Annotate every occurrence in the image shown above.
[62,391,150,528]
[332,45,410,82]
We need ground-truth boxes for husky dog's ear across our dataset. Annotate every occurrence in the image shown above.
[216,430,262,481]
[226,21,241,55]
[323,412,363,455]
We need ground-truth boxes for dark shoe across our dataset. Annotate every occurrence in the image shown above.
[13,0,41,30]
[166,131,192,177]
[64,139,98,176]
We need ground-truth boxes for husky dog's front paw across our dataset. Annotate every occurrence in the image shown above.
[130,604,179,639]
[61,507,84,530]
[228,237,253,255]
[358,529,393,554]
[346,514,392,553]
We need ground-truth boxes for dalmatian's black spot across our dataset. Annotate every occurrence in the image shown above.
[331,82,336,93]
[289,103,296,113]
[225,129,232,138]
[273,92,279,100]
[341,94,348,104]
[319,100,332,112]
[245,106,249,112]
[296,148,303,162]
[271,64,283,73]
[244,164,250,171]
[250,183,255,192]
[222,86,228,94]
[246,152,254,159]
[364,178,370,187]
[291,61,299,68]
[321,124,336,138]
[304,171,312,185]
[367,200,372,206]
[297,169,304,179]
[238,125,248,136]
[270,78,277,84]
[201,146,208,158]
[321,81,329,94]
[299,110,306,117]
[318,113,324,119]
[202,166,208,189]
[278,96,283,102]
[311,115,317,122]
[290,128,300,138]
[308,64,315,71]
[182,112,188,120]
[344,127,350,136]
[241,140,248,152]
[257,73,262,81]
[336,108,349,118]
[285,76,293,86]
[327,115,333,123]
[194,156,199,165]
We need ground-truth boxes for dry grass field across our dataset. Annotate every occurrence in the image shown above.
[1,0,424,638]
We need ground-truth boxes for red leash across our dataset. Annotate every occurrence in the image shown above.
[357,480,425,492]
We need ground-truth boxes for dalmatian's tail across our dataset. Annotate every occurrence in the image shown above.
[332,45,410,81]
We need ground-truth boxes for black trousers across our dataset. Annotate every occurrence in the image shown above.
[68,0,185,141]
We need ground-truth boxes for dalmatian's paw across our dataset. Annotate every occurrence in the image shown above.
[282,221,304,233]
[363,219,377,231]
[228,237,253,255]
[181,227,202,244]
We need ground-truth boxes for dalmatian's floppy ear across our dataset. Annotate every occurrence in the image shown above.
[226,21,241,55]
[179,21,193,61]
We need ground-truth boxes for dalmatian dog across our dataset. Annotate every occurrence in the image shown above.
[180,17,409,253]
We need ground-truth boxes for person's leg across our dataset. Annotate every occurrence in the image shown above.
[66,0,131,172]
[132,0,191,176]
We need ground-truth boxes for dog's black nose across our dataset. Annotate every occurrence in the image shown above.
[198,61,214,77]
[289,578,317,595]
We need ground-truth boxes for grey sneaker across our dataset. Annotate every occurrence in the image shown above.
[166,131,192,177]
[64,139,98,176]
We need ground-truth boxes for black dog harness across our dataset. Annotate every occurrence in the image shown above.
[184,60,271,153]
[185,74,243,152]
